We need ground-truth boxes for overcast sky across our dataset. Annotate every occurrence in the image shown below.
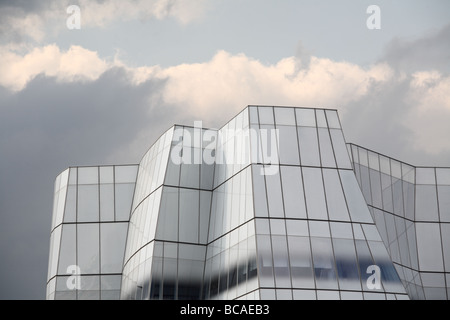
[0,0,449,300]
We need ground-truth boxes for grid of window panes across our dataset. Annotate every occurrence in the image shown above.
[246,106,408,300]
[121,125,218,299]
[350,143,450,300]
[204,108,257,300]
[121,109,260,300]
[46,165,138,300]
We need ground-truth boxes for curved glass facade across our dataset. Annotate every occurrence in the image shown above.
[47,105,448,300]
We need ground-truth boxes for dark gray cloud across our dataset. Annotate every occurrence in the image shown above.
[380,23,450,74]
[0,67,185,299]
[342,23,450,167]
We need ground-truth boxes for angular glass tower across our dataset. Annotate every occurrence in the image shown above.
[46,106,449,300]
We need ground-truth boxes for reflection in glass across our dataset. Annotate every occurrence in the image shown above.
[311,237,338,290]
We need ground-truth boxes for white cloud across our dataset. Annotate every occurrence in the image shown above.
[1,44,449,159]
[0,45,108,91]
[157,51,395,121]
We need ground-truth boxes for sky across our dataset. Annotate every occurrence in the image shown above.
[0,0,449,300]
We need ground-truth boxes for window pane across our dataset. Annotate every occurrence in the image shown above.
[339,170,372,223]
[322,169,350,221]
[436,168,450,185]
[274,107,296,125]
[441,224,450,272]
[277,126,300,165]
[272,235,291,288]
[77,224,100,274]
[416,223,444,271]
[416,168,436,185]
[115,183,135,221]
[63,186,76,222]
[318,128,336,168]
[79,275,100,300]
[257,235,274,287]
[100,184,114,222]
[258,106,274,124]
[156,187,179,241]
[101,275,122,300]
[57,224,76,275]
[369,168,383,209]
[78,167,98,184]
[101,223,128,273]
[179,189,199,243]
[438,186,450,222]
[415,185,439,221]
[296,108,316,127]
[249,106,259,124]
[311,237,338,289]
[298,127,320,167]
[333,238,361,291]
[180,149,200,188]
[325,110,341,129]
[78,184,99,222]
[280,166,307,219]
[330,129,351,169]
[303,168,328,220]
[100,166,114,184]
[265,167,284,218]
[252,165,268,217]
[315,109,327,128]
[288,236,314,288]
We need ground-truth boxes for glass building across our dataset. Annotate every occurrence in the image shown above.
[46,106,449,300]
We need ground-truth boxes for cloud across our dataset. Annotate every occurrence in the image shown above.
[0,0,208,44]
[380,23,450,74]
[0,45,109,91]
[0,68,171,299]
[1,38,449,163]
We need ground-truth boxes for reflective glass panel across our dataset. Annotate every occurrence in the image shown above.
[298,127,320,167]
[325,110,341,129]
[311,237,338,289]
[100,184,114,222]
[322,169,350,221]
[258,107,274,124]
[77,224,100,274]
[339,170,372,223]
[288,236,314,288]
[302,168,328,220]
[100,223,128,273]
[415,185,439,221]
[265,167,284,218]
[280,166,307,219]
[78,184,99,222]
[115,183,135,221]
[318,128,336,168]
[274,107,296,125]
[179,189,199,243]
[57,224,76,275]
[416,223,444,271]
[295,108,316,127]
[276,125,300,165]
[78,167,98,184]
